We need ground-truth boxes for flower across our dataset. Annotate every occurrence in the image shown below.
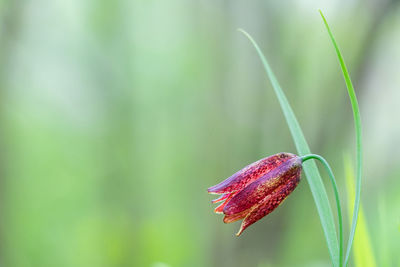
[208,152,302,236]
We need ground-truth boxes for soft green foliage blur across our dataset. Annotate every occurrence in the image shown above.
[0,1,399,267]
[344,155,376,267]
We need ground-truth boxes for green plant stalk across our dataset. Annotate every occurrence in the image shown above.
[239,29,340,267]
[319,10,363,267]
[302,154,343,267]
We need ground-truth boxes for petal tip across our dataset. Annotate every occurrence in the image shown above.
[207,186,223,195]
[235,227,244,236]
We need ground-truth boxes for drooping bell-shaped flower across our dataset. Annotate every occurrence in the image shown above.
[208,152,302,236]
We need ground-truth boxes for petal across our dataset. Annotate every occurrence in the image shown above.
[211,193,229,203]
[236,173,300,236]
[223,157,301,216]
[208,153,296,194]
[214,193,235,214]
[223,208,252,223]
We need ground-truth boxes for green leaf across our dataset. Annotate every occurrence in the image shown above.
[319,11,363,267]
[239,29,340,267]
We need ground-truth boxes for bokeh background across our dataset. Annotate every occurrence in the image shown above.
[0,0,399,266]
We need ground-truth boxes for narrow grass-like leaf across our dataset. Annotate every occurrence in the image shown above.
[344,155,376,267]
[239,29,339,267]
[319,11,363,267]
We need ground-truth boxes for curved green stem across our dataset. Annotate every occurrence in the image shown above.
[302,154,343,267]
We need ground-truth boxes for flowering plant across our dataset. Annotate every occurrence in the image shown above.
[207,11,362,267]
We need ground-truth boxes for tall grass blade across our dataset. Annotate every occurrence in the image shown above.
[239,29,340,267]
[319,11,363,267]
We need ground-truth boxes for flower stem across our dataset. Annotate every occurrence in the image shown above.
[301,154,343,267]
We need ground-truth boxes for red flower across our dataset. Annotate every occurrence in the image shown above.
[208,153,302,236]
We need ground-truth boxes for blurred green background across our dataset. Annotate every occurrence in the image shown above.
[0,1,399,266]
